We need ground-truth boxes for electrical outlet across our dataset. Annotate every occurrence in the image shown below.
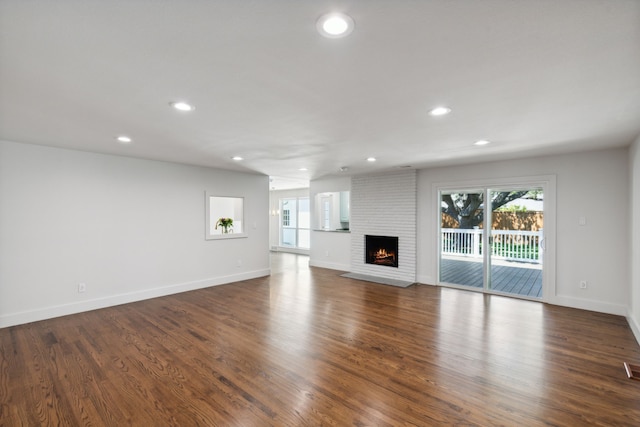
[78,283,86,293]
[580,280,587,289]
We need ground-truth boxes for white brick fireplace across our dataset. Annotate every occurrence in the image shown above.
[350,170,417,283]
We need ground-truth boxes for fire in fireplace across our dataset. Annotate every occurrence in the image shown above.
[365,235,399,267]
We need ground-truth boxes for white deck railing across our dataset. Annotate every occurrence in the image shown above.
[441,228,542,264]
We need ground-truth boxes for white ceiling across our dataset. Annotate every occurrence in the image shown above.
[1,1,639,190]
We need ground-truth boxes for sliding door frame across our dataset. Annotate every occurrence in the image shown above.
[433,175,556,303]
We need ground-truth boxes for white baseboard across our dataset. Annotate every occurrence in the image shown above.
[627,309,640,347]
[548,295,627,316]
[272,247,310,255]
[0,269,270,328]
[309,259,350,272]
[416,274,436,285]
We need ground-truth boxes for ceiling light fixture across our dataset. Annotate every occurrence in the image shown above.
[298,167,308,171]
[231,156,243,161]
[317,13,354,38]
[429,106,451,116]
[367,157,376,162]
[170,101,195,112]
[116,135,132,144]
[474,140,491,146]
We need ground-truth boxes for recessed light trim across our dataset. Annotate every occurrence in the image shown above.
[231,156,243,161]
[170,101,195,112]
[317,13,354,38]
[116,135,132,144]
[366,157,377,162]
[474,139,491,146]
[429,106,451,116]
[298,167,308,171]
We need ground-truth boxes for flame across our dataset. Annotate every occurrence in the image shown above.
[374,249,394,260]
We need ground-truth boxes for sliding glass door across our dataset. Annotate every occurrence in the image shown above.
[439,190,485,289]
[439,187,544,300]
[489,188,543,298]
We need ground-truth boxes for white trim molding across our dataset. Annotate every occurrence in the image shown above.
[0,269,270,328]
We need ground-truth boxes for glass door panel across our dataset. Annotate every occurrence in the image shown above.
[280,198,297,247]
[298,197,310,249]
[439,190,485,289]
[279,197,310,250]
[488,188,543,299]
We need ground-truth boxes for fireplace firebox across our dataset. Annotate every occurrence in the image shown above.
[365,235,398,267]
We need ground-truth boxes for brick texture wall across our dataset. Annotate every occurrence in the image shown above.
[350,171,417,282]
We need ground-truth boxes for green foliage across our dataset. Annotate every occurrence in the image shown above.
[525,189,543,200]
[215,217,233,231]
[495,204,528,212]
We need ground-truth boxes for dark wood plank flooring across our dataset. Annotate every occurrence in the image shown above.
[2,253,640,426]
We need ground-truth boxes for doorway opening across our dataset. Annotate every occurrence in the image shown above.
[279,197,310,250]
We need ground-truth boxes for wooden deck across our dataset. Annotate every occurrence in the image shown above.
[440,256,542,298]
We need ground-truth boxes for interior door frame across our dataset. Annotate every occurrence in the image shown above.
[433,175,556,303]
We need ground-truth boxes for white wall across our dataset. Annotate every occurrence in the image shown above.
[0,140,270,327]
[629,136,640,340]
[309,176,351,271]
[269,188,310,253]
[418,148,629,315]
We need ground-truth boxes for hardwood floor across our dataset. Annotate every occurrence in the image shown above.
[2,252,640,426]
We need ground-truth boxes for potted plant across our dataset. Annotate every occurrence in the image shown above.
[215,217,233,234]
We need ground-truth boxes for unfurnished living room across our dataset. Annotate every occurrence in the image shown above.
[2,1,640,425]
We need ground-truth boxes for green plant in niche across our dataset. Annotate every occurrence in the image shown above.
[215,217,234,234]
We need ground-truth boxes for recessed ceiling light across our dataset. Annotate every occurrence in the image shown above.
[231,156,243,161]
[429,106,451,116]
[298,167,308,171]
[367,157,376,162]
[474,140,491,146]
[317,13,354,38]
[170,101,195,112]
[116,136,132,144]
